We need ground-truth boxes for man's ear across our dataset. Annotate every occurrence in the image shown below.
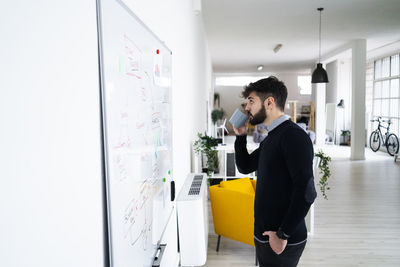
[265,97,274,109]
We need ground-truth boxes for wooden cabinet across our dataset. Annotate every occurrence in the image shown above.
[288,101,315,132]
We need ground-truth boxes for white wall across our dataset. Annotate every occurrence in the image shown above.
[366,60,375,137]
[0,1,105,267]
[0,1,211,267]
[337,59,352,132]
[313,59,351,145]
[213,85,245,133]
[276,72,313,115]
[326,60,338,104]
[314,82,327,145]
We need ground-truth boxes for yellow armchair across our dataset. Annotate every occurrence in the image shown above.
[209,178,256,250]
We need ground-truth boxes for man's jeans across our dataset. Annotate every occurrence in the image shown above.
[255,238,306,267]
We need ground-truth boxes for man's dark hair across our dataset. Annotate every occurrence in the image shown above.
[242,76,288,111]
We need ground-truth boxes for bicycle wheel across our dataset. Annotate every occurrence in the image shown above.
[386,133,399,156]
[369,131,381,152]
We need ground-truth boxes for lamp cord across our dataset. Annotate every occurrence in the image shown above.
[319,9,322,63]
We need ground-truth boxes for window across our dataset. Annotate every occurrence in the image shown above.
[391,54,399,76]
[372,54,400,137]
[298,75,311,95]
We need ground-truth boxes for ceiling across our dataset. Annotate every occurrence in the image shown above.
[202,0,400,73]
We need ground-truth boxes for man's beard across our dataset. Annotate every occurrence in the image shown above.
[249,105,267,125]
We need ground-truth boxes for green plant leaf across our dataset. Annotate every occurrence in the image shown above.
[211,109,225,124]
[315,149,332,200]
[194,132,219,177]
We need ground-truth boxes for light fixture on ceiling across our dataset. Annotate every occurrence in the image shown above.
[273,44,282,53]
[257,65,263,71]
[311,7,329,83]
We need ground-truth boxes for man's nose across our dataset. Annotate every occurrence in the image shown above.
[245,103,250,111]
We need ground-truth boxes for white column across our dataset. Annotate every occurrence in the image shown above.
[351,39,367,160]
[314,83,326,146]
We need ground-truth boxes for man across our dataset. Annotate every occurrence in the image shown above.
[232,76,316,267]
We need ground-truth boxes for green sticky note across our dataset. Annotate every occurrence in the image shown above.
[163,178,166,182]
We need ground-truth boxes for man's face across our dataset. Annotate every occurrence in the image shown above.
[245,92,267,125]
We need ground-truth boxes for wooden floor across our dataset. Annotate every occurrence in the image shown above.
[204,146,400,267]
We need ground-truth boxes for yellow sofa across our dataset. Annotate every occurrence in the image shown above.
[209,177,256,250]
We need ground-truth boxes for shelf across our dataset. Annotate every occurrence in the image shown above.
[289,101,315,132]
[194,144,257,180]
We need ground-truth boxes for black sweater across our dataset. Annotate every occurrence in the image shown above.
[235,120,317,244]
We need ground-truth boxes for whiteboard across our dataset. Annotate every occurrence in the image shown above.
[97,0,174,266]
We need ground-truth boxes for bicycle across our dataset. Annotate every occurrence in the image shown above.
[369,117,399,156]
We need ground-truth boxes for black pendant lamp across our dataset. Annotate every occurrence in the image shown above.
[312,8,329,83]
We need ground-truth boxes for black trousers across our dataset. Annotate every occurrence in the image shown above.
[255,238,306,267]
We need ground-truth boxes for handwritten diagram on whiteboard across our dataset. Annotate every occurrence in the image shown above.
[97,0,173,266]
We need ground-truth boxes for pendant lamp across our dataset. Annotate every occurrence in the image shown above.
[311,8,329,83]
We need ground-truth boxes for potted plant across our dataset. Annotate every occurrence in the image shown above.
[214,92,221,108]
[193,133,220,184]
[211,108,225,125]
[315,150,331,200]
[211,109,226,143]
[340,130,351,146]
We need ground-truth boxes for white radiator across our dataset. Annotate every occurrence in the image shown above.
[177,173,208,266]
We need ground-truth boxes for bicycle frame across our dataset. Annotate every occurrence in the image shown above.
[372,118,391,146]
[370,117,399,156]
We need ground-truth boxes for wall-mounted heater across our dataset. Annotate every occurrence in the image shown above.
[177,173,208,266]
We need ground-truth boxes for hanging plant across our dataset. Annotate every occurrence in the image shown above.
[315,150,331,200]
[211,109,225,125]
[214,93,220,107]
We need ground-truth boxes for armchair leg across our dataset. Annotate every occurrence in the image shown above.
[216,235,221,252]
[255,249,258,266]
